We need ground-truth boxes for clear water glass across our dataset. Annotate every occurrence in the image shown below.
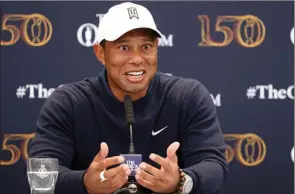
[27,158,58,194]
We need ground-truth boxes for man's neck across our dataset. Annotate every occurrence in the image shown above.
[106,76,148,102]
[112,89,148,102]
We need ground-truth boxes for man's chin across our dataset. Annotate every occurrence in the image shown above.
[123,85,148,94]
[126,88,146,94]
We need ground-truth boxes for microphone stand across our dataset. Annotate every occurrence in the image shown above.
[115,95,141,194]
[114,95,155,194]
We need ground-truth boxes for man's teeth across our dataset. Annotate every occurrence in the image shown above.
[126,71,144,76]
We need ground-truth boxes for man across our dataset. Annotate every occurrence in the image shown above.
[28,2,228,194]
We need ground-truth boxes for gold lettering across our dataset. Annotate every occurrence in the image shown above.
[0,134,21,165]
[0,133,35,165]
[225,144,234,163]
[21,14,53,47]
[0,14,23,46]
[0,14,52,46]
[198,15,265,47]
[234,15,266,48]
[235,133,266,166]
[20,133,35,161]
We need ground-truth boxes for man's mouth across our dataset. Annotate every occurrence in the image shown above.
[125,71,144,78]
[124,70,145,82]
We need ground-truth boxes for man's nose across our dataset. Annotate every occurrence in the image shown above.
[129,50,144,65]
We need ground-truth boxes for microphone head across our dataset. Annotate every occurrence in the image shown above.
[124,95,135,125]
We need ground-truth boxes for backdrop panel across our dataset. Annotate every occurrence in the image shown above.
[0,1,294,194]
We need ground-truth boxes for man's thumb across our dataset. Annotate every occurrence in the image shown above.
[93,142,109,162]
[166,142,180,163]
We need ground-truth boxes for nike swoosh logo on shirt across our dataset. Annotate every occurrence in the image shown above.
[152,126,168,136]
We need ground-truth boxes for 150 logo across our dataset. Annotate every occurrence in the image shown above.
[0,133,35,165]
[198,15,266,48]
[225,133,266,166]
[0,14,52,46]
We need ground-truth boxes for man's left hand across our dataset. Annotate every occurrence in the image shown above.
[135,142,181,193]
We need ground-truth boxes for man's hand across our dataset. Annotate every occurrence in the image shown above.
[135,142,181,193]
[83,142,131,194]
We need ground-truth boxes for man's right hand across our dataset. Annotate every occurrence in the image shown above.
[83,142,131,194]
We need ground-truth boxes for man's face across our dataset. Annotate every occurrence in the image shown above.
[98,28,158,99]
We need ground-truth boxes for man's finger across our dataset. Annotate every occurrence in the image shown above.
[96,173,126,194]
[99,172,129,193]
[166,142,180,163]
[104,164,130,179]
[109,171,129,189]
[97,156,125,171]
[149,154,173,172]
[138,162,162,179]
[136,168,162,189]
[135,174,155,192]
[93,142,109,162]
[98,169,129,193]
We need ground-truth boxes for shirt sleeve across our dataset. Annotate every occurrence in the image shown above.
[180,83,229,194]
[28,88,88,194]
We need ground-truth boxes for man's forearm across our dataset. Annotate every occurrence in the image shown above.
[54,166,88,194]
[182,160,227,194]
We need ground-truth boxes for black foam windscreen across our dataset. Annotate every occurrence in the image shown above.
[124,95,135,125]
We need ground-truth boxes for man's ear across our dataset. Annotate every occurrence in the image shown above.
[93,44,105,65]
[155,38,159,50]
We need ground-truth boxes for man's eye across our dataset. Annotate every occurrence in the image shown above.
[143,45,151,50]
[119,45,129,51]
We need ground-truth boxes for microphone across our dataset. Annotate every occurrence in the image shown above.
[124,95,135,154]
[119,95,143,193]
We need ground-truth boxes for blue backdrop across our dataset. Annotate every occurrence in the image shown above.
[0,1,294,194]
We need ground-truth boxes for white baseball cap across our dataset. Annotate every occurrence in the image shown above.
[97,2,162,44]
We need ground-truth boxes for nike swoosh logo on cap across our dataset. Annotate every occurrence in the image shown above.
[152,126,168,136]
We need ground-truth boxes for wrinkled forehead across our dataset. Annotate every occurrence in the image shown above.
[101,28,158,49]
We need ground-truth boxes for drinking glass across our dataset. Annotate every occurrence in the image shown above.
[27,158,58,194]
